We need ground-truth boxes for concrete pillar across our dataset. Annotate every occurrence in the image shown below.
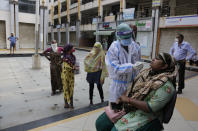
[169,0,176,16]
[120,0,126,12]
[152,7,160,59]
[33,0,41,69]
[76,20,80,47]
[40,8,44,49]
[15,4,19,50]
[66,23,70,44]
[51,26,54,41]
[10,4,14,35]
[44,8,48,50]
[57,28,61,45]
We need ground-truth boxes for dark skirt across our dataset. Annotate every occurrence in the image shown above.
[86,70,102,84]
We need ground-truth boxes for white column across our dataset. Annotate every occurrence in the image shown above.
[51,26,54,41]
[40,8,44,49]
[152,7,160,59]
[10,4,14,34]
[66,23,70,44]
[44,8,48,50]
[35,0,40,54]
[15,4,19,50]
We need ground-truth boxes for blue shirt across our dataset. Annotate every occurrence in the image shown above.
[9,36,17,44]
[169,41,195,61]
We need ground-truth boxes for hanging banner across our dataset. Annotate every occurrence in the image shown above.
[67,0,69,22]
[51,5,54,25]
[58,0,61,24]
[98,0,101,16]
[120,0,123,12]
[165,15,198,27]
[78,0,80,20]
[123,8,135,20]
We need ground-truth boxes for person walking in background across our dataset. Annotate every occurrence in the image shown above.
[61,44,76,109]
[170,33,196,94]
[129,24,141,60]
[8,33,18,54]
[43,40,63,95]
[84,42,108,105]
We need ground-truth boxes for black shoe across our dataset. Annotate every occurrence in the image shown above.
[177,90,182,94]
[101,99,104,103]
[90,100,93,105]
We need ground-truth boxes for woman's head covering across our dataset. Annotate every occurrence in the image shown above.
[63,44,75,65]
[158,53,176,73]
[63,44,73,54]
[84,42,108,80]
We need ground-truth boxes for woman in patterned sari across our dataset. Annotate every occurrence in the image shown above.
[43,40,63,95]
[61,44,76,109]
[96,53,177,131]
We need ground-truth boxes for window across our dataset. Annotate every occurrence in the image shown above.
[54,19,59,28]
[61,16,67,24]
[82,0,93,5]
[54,6,58,15]
[61,1,67,12]
[70,14,77,26]
[71,0,78,5]
[18,0,36,14]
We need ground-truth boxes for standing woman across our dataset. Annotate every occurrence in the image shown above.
[84,42,108,105]
[61,44,76,109]
[43,40,63,95]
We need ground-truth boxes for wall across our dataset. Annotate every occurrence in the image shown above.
[0,21,6,48]
[159,28,198,54]
[18,13,36,24]
[0,0,9,11]
[0,10,11,49]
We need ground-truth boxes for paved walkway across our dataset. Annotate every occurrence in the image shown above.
[0,49,43,54]
[0,50,198,131]
[29,75,198,131]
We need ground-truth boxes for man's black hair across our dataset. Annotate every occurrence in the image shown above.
[177,33,184,40]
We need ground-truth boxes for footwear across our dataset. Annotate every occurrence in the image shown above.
[64,104,69,108]
[177,90,182,94]
[64,100,69,108]
[101,99,104,103]
[90,100,93,105]
[51,92,55,96]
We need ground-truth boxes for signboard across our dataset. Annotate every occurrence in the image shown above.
[99,22,117,30]
[152,0,161,7]
[165,15,198,27]
[104,16,115,22]
[124,19,153,31]
[70,26,76,31]
[56,24,61,29]
[123,8,135,20]
[92,18,98,24]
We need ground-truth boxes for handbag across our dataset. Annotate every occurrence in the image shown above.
[74,61,80,74]
[104,106,126,123]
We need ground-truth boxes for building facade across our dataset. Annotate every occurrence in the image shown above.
[0,0,38,49]
[48,0,198,59]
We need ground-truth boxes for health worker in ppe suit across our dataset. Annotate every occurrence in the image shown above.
[105,23,143,106]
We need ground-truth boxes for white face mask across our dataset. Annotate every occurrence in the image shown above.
[51,43,57,52]
[175,38,179,43]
